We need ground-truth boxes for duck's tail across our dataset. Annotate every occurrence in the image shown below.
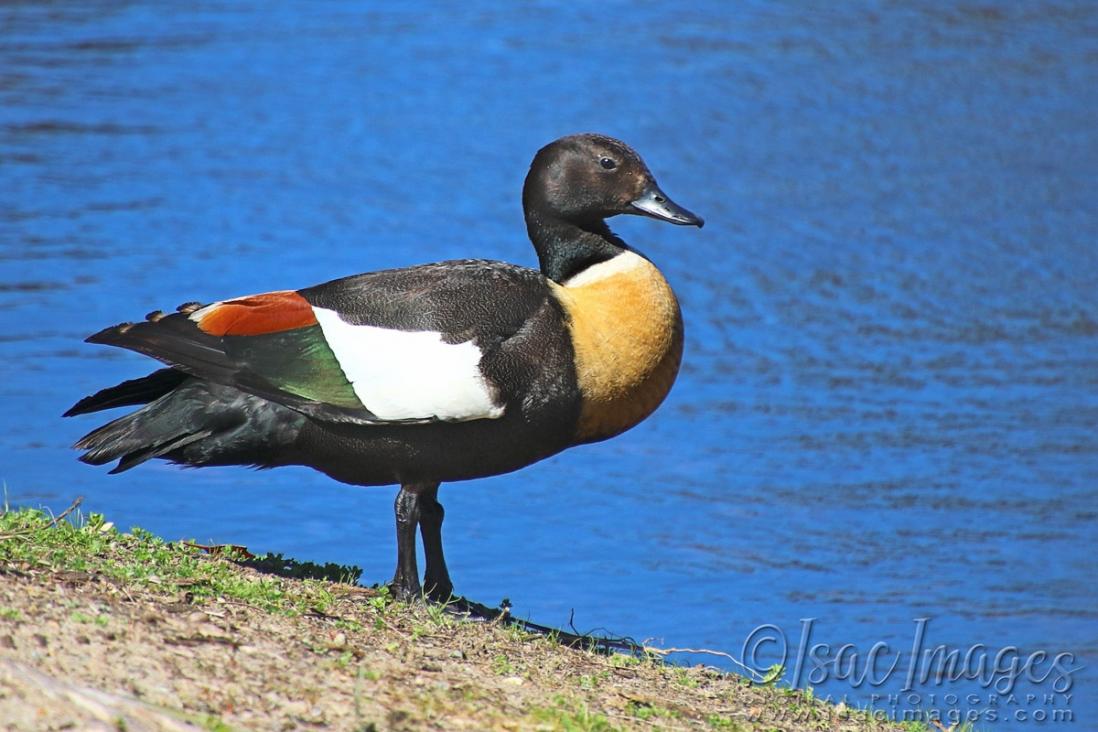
[66,370,305,474]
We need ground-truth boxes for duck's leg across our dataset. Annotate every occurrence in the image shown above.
[418,482,453,602]
[390,484,423,601]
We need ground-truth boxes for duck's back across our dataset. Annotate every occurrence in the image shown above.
[303,259,549,338]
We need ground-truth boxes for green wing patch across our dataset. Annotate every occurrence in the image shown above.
[223,326,362,410]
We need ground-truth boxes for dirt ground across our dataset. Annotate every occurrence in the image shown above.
[0,511,911,732]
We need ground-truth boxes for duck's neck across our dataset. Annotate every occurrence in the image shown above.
[525,209,627,283]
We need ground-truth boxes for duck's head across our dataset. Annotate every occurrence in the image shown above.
[523,133,704,229]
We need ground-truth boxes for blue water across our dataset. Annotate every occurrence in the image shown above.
[2,2,1096,727]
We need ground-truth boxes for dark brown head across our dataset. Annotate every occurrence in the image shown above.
[523,134,704,228]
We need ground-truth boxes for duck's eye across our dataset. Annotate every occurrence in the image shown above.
[599,157,617,170]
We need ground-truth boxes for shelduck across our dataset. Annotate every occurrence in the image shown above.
[66,134,704,601]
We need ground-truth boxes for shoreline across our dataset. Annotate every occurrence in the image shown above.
[0,505,918,731]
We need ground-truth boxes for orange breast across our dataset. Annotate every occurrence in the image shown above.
[551,251,683,444]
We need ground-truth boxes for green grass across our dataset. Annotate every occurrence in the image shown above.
[577,671,609,691]
[529,695,617,732]
[0,508,360,616]
[705,713,744,730]
[491,653,515,676]
[607,652,642,668]
[672,666,699,688]
[625,700,679,721]
[197,715,234,732]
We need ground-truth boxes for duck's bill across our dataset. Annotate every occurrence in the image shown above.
[630,184,704,227]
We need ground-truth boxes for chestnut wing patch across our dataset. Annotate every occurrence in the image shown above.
[191,290,318,336]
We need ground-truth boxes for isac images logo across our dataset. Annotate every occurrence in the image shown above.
[737,618,1081,726]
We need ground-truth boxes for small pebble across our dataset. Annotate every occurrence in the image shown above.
[283,700,309,717]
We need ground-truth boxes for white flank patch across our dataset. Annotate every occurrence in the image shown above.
[312,307,505,422]
[562,250,647,287]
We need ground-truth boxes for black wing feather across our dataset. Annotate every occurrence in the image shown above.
[64,368,188,417]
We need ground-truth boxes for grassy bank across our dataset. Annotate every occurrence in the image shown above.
[0,504,921,731]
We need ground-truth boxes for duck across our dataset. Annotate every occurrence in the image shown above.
[65,133,704,602]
